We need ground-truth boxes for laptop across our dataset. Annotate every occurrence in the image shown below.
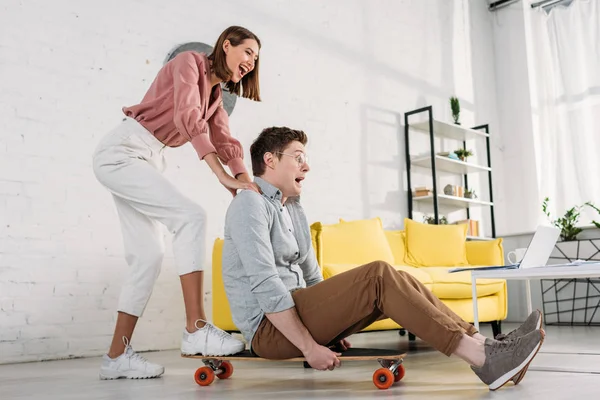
[449,225,560,273]
[516,225,560,269]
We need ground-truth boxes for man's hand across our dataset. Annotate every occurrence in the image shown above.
[337,338,352,351]
[303,343,341,371]
[265,308,344,371]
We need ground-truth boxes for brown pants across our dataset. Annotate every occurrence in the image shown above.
[251,261,478,358]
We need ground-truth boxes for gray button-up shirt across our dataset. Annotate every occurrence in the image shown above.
[222,177,323,347]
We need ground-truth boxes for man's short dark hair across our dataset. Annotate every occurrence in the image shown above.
[250,127,308,176]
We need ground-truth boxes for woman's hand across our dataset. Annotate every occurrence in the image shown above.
[204,153,260,197]
[235,173,261,195]
[218,173,260,197]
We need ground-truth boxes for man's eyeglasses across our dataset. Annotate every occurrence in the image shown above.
[276,152,309,167]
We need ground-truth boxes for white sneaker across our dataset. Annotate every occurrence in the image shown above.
[99,337,165,380]
[181,319,245,356]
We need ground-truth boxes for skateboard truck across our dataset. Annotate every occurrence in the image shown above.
[378,357,403,374]
[194,359,235,386]
[202,359,225,374]
[371,358,405,389]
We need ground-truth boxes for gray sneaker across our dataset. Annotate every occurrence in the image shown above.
[496,310,543,342]
[496,310,543,385]
[471,329,544,390]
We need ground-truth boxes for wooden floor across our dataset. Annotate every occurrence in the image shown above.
[2,324,599,399]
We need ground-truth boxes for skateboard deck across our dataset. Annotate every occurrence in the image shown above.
[183,347,406,390]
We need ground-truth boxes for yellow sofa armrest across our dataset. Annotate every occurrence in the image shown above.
[212,238,239,332]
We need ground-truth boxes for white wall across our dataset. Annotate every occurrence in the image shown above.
[0,0,502,363]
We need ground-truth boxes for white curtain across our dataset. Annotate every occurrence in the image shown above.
[530,0,600,224]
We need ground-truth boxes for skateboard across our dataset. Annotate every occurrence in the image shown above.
[182,347,406,390]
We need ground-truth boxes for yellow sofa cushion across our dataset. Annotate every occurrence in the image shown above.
[321,263,433,288]
[424,267,506,299]
[384,230,407,265]
[466,238,504,266]
[338,218,406,265]
[404,218,468,267]
[312,218,394,265]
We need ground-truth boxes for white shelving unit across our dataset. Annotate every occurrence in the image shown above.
[404,106,496,239]
[411,120,489,141]
[411,154,491,175]
[412,194,493,209]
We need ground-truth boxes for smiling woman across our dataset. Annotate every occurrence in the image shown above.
[92,25,263,381]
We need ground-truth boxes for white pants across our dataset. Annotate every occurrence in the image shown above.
[93,117,207,317]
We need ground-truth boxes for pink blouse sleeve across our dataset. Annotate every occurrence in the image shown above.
[171,52,217,159]
[207,103,248,177]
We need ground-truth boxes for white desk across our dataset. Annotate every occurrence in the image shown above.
[470,263,600,374]
[471,263,600,331]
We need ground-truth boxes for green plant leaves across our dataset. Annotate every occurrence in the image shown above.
[542,198,600,241]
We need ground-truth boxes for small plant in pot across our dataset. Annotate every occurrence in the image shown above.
[584,202,600,229]
[454,148,473,162]
[450,96,460,125]
[464,189,477,199]
[424,215,448,225]
[542,197,583,241]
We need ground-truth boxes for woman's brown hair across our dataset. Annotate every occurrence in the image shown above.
[208,26,261,102]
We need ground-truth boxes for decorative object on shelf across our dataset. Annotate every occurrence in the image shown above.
[454,148,473,162]
[450,96,460,125]
[453,219,479,237]
[424,215,448,225]
[447,152,460,160]
[584,202,600,229]
[464,189,477,199]
[443,184,466,197]
[413,187,431,197]
[542,197,583,241]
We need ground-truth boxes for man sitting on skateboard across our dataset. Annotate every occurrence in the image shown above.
[220,126,545,391]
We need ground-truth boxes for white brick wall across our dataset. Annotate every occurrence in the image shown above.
[0,0,503,363]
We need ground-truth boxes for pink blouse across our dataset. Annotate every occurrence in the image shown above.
[122,51,247,177]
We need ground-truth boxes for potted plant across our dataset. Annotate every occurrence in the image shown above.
[542,197,583,241]
[464,189,477,199]
[585,202,600,229]
[454,148,473,162]
[450,96,460,125]
[423,215,448,225]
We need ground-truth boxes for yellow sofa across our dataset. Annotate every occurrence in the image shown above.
[212,217,507,336]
